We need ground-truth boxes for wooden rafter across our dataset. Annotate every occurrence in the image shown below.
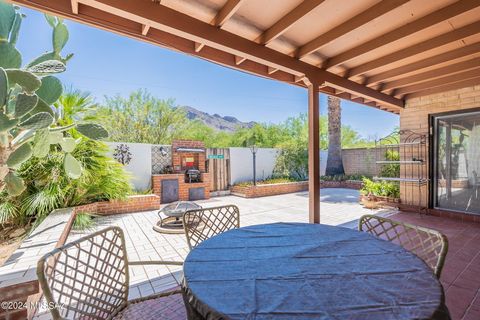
[235,56,246,65]
[141,24,150,36]
[212,0,243,28]
[71,0,78,13]
[404,77,480,99]
[394,69,480,96]
[325,0,480,69]
[296,0,409,59]
[259,0,325,45]
[349,21,480,77]
[367,42,480,85]
[382,57,480,91]
[194,42,205,52]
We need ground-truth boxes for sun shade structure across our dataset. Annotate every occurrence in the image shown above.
[10,0,480,223]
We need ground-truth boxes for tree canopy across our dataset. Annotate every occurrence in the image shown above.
[98,89,376,149]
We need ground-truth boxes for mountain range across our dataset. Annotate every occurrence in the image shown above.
[179,106,256,132]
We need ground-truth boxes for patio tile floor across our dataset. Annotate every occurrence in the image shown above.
[390,211,480,320]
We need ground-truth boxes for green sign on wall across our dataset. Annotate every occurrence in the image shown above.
[208,154,225,159]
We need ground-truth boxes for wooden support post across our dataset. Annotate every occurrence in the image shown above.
[307,79,320,223]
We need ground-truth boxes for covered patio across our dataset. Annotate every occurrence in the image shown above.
[3,0,480,319]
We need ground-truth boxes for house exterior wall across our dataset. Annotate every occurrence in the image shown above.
[400,84,480,209]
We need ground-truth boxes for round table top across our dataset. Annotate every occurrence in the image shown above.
[183,222,449,320]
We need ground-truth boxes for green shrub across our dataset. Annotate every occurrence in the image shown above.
[235,177,300,187]
[379,149,400,178]
[360,178,399,198]
[73,212,95,231]
[1,139,131,226]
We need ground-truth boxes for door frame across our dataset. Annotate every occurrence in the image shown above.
[428,107,480,213]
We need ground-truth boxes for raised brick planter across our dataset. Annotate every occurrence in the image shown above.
[231,180,363,198]
[231,181,308,198]
[73,194,160,215]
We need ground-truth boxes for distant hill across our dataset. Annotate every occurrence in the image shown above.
[179,106,256,132]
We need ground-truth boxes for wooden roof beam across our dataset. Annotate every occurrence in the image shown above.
[296,0,409,59]
[394,69,480,96]
[212,0,244,28]
[348,20,480,77]
[404,77,480,99]
[267,67,279,75]
[367,42,480,85]
[382,57,480,91]
[12,0,403,109]
[326,0,480,69]
[259,0,325,45]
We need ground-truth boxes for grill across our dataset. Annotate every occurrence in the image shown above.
[186,168,201,183]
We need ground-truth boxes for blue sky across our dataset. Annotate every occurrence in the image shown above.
[16,6,398,139]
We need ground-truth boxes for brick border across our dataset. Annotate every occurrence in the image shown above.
[231,180,363,198]
[73,194,160,216]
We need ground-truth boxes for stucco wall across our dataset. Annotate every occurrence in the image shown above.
[229,147,280,184]
[106,142,152,191]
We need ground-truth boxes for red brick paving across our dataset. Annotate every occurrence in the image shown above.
[390,212,480,320]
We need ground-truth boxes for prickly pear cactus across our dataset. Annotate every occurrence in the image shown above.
[0,2,108,196]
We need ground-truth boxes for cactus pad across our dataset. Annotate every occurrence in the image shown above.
[31,98,55,116]
[6,142,32,168]
[19,112,54,130]
[0,67,7,106]
[63,153,82,179]
[48,131,63,144]
[27,60,66,75]
[32,128,50,158]
[0,1,15,40]
[36,75,62,104]
[59,137,76,153]
[76,123,108,140]
[15,93,38,117]
[10,128,34,146]
[53,23,68,54]
[0,42,21,69]
[4,171,25,196]
[0,113,18,132]
[6,69,41,93]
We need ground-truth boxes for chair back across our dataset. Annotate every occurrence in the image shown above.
[183,205,240,249]
[358,214,448,278]
[37,227,129,319]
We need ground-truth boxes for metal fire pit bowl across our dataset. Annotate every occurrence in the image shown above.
[153,201,202,234]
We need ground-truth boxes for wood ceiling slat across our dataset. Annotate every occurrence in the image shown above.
[404,77,480,99]
[212,0,244,28]
[367,42,480,84]
[348,21,480,77]
[296,0,409,59]
[259,0,325,45]
[382,57,480,91]
[394,68,480,96]
[325,0,480,69]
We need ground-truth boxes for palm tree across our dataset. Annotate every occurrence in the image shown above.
[55,87,100,125]
[325,95,345,176]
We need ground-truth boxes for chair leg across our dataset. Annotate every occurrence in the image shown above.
[182,291,206,320]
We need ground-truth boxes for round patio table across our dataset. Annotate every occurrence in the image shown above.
[182,222,450,320]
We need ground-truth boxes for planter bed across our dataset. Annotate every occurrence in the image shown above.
[359,194,401,205]
[73,194,160,215]
[232,180,363,198]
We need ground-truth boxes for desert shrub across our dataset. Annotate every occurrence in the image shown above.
[320,174,368,181]
[274,144,308,180]
[234,177,300,187]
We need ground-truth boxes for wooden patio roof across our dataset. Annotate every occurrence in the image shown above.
[10,0,480,114]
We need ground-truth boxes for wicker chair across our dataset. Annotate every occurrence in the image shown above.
[183,205,240,250]
[358,214,448,278]
[37,226,185,319]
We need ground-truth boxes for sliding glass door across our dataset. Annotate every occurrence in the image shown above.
[433,110,480,214]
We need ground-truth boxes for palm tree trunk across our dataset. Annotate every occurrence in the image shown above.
[325,95,344,176]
